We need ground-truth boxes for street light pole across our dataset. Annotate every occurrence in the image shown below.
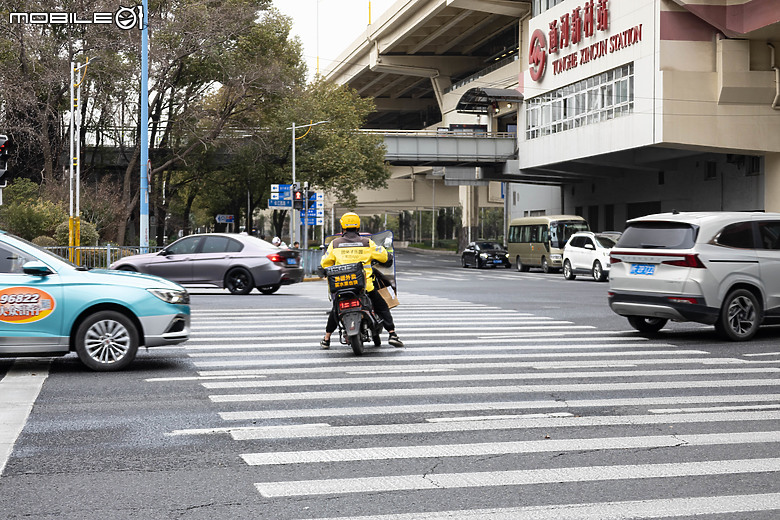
[140,0,150,253]
[287,120,329,248]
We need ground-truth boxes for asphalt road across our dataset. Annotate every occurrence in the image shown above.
[1,248,780,519]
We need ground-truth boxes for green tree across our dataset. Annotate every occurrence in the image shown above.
[0,180,67,240]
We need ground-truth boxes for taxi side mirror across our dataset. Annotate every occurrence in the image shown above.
[23,261,53,276]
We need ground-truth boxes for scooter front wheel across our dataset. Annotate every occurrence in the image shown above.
[349,334,364,355]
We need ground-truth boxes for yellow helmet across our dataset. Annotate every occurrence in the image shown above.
[340,212,361,230]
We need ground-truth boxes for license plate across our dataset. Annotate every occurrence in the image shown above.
[630,263,655,276]
[493,259,503,264]
[286,258,297,265]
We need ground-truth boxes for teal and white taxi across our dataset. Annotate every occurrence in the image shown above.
[0,231,190,371]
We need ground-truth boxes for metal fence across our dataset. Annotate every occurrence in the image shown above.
[298,248,325,277]
[44,245,164,269]
[45,245,326,276]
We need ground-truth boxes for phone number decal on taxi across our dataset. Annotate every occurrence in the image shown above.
[0,287,56,323]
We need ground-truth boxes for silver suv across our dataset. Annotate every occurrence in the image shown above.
[608,211,780,341]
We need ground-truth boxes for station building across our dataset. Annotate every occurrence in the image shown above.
[325,0,780,237]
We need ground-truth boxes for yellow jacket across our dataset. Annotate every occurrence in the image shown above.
[321,231,388,292]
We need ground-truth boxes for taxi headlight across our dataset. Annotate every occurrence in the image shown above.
[148,288,190,305]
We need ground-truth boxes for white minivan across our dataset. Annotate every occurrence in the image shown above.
[608,211,780,341]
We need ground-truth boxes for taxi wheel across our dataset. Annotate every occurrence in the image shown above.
[225,267,254,295]
[259,284,280,295]
[75,311,139,371]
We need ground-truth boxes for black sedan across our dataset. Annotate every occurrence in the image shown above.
[461,241,511,269]
[109,233,303,294]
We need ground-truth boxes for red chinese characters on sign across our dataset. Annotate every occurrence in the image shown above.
[531,0,642,83]
[546,0,608,57]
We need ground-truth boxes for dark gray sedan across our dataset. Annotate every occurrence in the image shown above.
[109,233,303,294]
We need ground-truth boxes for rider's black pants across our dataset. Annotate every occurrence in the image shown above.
[326,289,395,334]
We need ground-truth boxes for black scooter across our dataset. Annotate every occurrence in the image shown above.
[324,262,383,355]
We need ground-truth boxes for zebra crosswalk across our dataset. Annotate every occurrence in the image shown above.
[158,289,780,518]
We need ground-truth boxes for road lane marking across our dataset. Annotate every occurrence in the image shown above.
[183,337,653,349]
[193,351,709,368]
[0,359,50,477]
[650,404,780,413]
[209,379,780,403]
[297,493,780,519]
[255,458,780,497]
[194,358,754,378]
[164,410,780,440]
[220,393,780,421]
[198,367,780,389]
[185,341,668,354]
[242,431,780,465]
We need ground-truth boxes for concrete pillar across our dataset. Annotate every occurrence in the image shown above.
[459,185,479,251]
[765,153,780,212]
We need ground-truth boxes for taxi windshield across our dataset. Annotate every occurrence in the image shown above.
[2,232,82,270]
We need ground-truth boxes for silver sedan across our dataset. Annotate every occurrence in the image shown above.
[109,233,303,294]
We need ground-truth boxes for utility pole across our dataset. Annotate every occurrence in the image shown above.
[140,0,150,252]
[69,58,94,264]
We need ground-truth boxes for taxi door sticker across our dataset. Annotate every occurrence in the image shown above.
[0,287,56,324]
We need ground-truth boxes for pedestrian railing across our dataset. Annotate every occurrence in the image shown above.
[44,245,326,275]
[298,249,325,276]
[44,245,163,269]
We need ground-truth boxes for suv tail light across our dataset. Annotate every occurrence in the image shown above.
[610,252,705,268]
[662,254,706,268]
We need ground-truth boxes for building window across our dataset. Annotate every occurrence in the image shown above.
[533,0,567,17]
[526,63,634,140]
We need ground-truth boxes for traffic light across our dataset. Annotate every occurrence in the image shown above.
[292,188,304,210]
[0,135,8,179]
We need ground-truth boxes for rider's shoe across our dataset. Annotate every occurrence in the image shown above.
[388,332,404,348]
[320,337,330,350]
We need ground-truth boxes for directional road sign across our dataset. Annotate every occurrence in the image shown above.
[271,183,292,193]
[304,217,324,226]
[215,214,234,223]
[268,199,292,208]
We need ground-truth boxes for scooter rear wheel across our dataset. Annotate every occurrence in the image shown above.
[349,334,364,355]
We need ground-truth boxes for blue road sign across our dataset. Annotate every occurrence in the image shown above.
[268,199,292,208]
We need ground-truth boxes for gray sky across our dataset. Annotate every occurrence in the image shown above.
[273,0,395,79]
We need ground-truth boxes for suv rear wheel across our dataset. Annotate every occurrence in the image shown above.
[715,289,761,341]
[627,316,667,333]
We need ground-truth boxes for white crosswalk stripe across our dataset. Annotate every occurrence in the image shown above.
[168,287,780,518]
